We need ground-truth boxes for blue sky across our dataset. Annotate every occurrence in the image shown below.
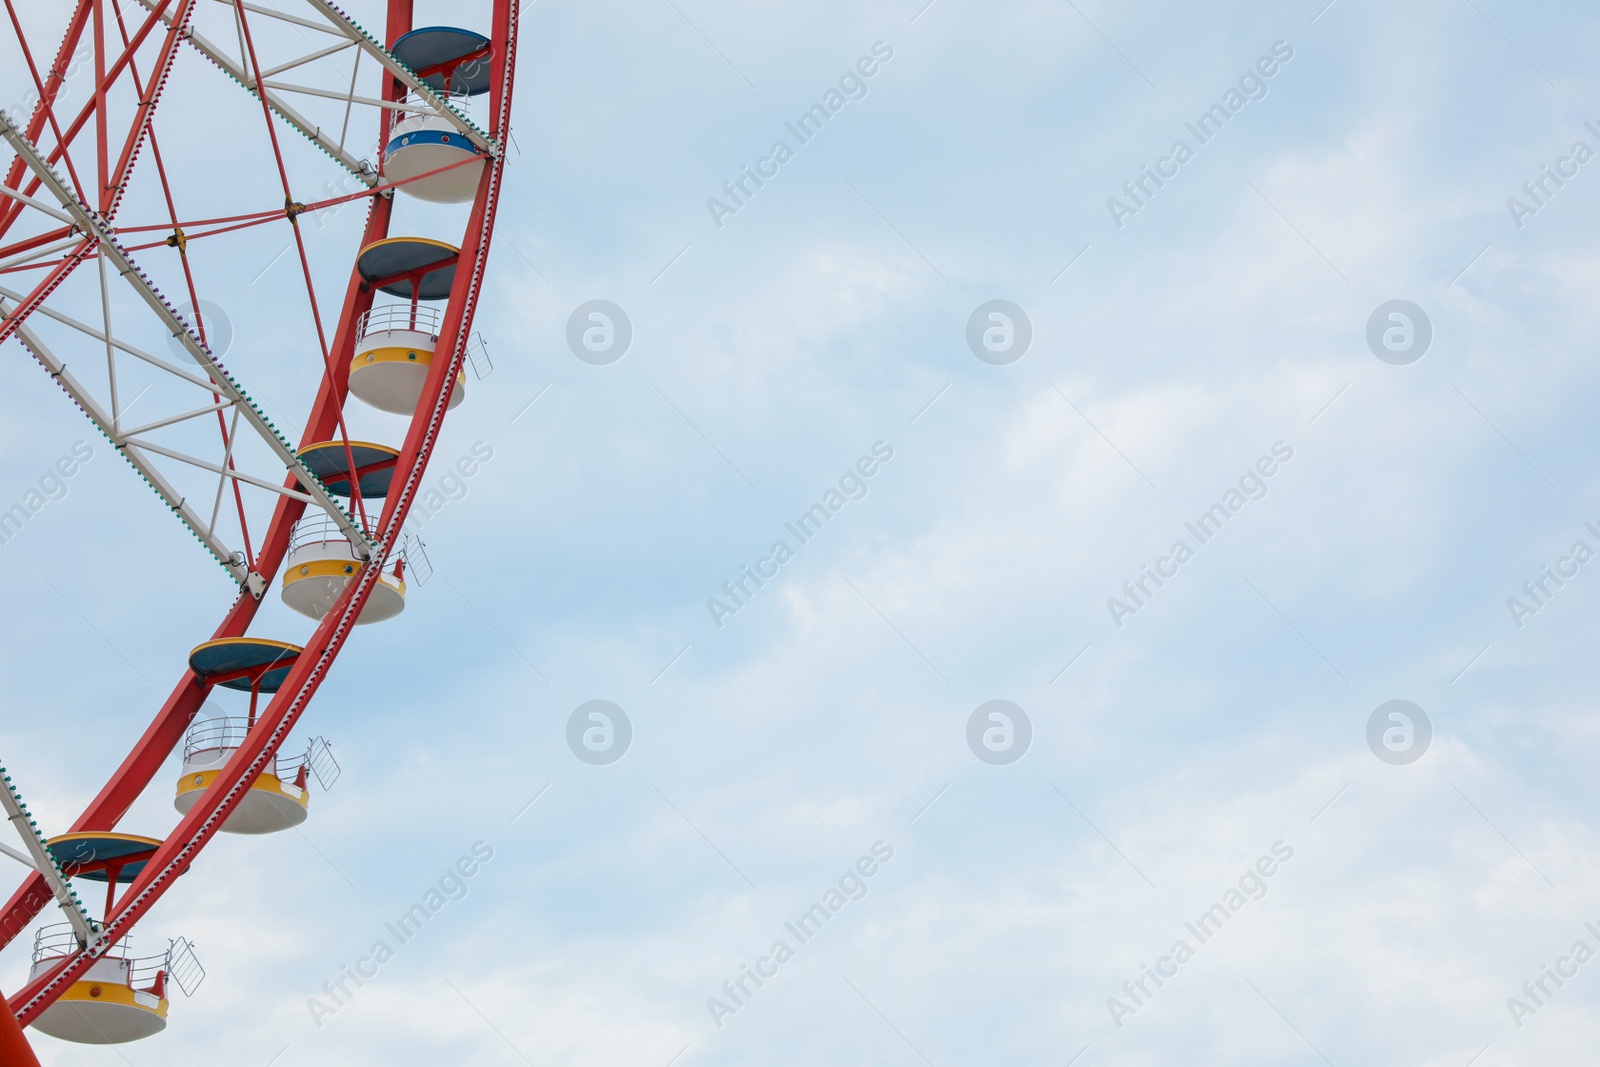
[5,0,1600,1063]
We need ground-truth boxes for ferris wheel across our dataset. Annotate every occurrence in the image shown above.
[0,0,516,1057]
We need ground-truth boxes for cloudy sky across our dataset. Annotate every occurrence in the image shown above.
[4,0,1600,1063]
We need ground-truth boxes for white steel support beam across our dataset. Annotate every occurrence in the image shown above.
[0,184,73,223]
[0,761,95,946]
[0,840,36,870]
[0,237,81,274]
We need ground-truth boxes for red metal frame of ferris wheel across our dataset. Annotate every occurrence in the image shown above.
[0,0,188,349]
[0,0,517,1043]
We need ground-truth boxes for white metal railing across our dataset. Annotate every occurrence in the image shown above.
[165,938,205,997]
[129,945,169,993]
[357,303,441,340]
[181,719,340,792]
[183,717,290,781]
[290,513,371,556]
[354,308,491,388]
[32,923,113,963]
[289,514,427,585]
[304,738,342,791]
[32,924,205,998]
[183,716,251,765]
[400,532,433,585]
[465,331,493,381]
[395,87,479,119]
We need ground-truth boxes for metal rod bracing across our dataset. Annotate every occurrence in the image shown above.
[0,281,231,391]
[260,79,427,113]
[126,437,318,503]
[118,400,231,438]
[0,108,376,562]
[0,183,72,223]
[209,402,242,535]
[0,236,81,274]
[132,0,376,183]
[0,842,36,870]
[214,0,346,36]
[2,306,251,580]
[257,38,355,79]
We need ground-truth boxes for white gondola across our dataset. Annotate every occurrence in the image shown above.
[349,304,465,415]
[384,108,485,203]
[384,26,492,202]
[281,516,414,624]
[172,718,339,835]
[27,926,202,1044]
